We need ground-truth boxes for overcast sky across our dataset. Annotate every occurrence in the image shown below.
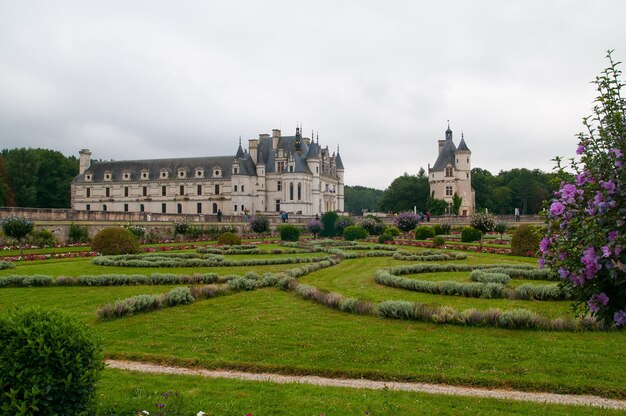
[1,1,625,189]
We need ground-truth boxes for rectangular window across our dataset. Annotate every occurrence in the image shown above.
[140,204,145,212]
[197,185,202,195]
[234,185,238,192]
[197,203,202,214]
[86,187,91,198]
[124,187,129,197]
[86,204,90,211]
[161,203,166,213]
[289,165,293,172]
[277,181,282,191]
[143,186,147,196]
[215,184,220,195]
[234,205,238,212]
[241,205,244,211]
[241,185,244,192]
[179,185,185,195]
[162,186,167,196]
[277,161,285,173]
[445,186,453,196]
[105,187,110,197]
[124,203,128,212]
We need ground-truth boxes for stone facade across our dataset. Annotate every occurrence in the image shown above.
[71,128,344,216]
[428,124,475,216]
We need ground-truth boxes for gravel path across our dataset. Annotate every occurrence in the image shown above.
[106,359,626,411]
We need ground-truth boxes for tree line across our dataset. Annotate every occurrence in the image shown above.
[0,148,78,208]
[345,167,562,216]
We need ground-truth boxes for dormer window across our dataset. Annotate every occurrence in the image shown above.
[141,170,149,180]
[233,167,238,175]
[84,173,92,182]
[103,171,112,181]
[177,168,187,179]
[195,168,204,178]
[122,171,131,181]
[212,167,222,178]
[445,166,454,177]
[160,169,169,179]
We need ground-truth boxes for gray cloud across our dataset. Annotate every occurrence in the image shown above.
[1,0,624,189]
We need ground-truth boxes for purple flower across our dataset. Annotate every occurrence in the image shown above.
[575,170,593,186]
[576,145,585,154]
[539,237,550,253]
[558,267,569,279]
[601,246,612,258]
[581,246,601,279]
[608,230,618,242]
[538,257,546,268]
[611,148,623,158]
[614,310,626,327]
[549,201,565,216]
[600,180,616,194]
[560,184,581,203]
[588,293,609,313]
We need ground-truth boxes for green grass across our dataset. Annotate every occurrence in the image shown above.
[95,368,624,415]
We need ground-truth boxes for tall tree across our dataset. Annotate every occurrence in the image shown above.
[379,168,429,213]
[344,185,384,214]
[0,155,15,206]
[2,148,40,207]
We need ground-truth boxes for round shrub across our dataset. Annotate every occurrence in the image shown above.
[384,226,401,237]
[306,219,324,238]
[511,224,542,257]
[470,212,496,233]
[91,227,140,255]
[0,307,103,415]
[460,226,482,243]
[440,222,452,235]
[431,235,445,248]
[343,225,368,241]
[249,216,270,233]
[27,229,57,246]
[378,233,394,244]
[320,211,339,237]
[414,225,435,240]
[217,232,242,245]
[279,224,301,241]
[359,217,385,236]
[68,223,89,243]
[495,222,509,239]
[334,216,355,235]
[394,212,420,232]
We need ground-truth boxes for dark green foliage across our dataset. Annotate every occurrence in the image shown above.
[431,235,445,247]
[27,229,57,247]
[1,216,34,242]
[511,224,542,256]
[91,227,140,255]
[343,225,368,241]
[344,185,384,214]
[334,216,355,235]
[379,169,429,212]
[249,216,270,233]
[414,225,435,240]
[320,211,339,237]
[359,217,385,235]
[378,233,394,244]
[217,232,242,245]
[495,222,509,239]
[279,224,301,241]
[452,193,462,215]
[439,222,452,235]
[68,223,89,243]
[125,224,145,240]
[0,307,103,415]
[173,220,190,236]
[384,226,400,236]
[460,226,482,242]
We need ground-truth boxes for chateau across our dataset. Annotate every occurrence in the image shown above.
[428,124,475,216]
[71,127,345,216]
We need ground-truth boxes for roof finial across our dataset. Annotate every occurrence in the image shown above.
[239,135,242,145]
[461,131,464,139]
[447,119,450,129]
[316,131,319,144]
[337,144,340,153]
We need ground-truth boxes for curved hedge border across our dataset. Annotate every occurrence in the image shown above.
[392,251,468,261]
[0,261,15,270]
[91,253,331,268]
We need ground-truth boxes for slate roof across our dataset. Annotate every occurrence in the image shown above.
[431,138,457,171]
[457,136,470,152]
[256,135,313,174]
[74,156,234,183]
[335,152,344,170]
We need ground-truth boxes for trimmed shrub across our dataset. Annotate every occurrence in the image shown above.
[431,235,445,248]
[279,224,301,242]
[343,225,368,241]
[359,218,385,236]
[378,233,394,244]
[165,286,195,306]
[384,226,401,237]
[27,229,57,247]
[495,222,509,239]
[460,226,482,243]
[511,224,542,257]
[320,211,339,237]
[68,223,89,243]
[0,307,103,415]
[470,270,511,284]
[217,232,242,245]
[125,224,145,240]
[173,220,190,236]
[249,216,270,233]
[0,261,15,270]
[1,216,34,244]
[439,222,452,235]
[305,219,324,238]
[394,212,420,232]
[414,226,435,240]
[432,224,444,236]
[470,212,496,233]
[334,216,355,235]
[91,227,140,255]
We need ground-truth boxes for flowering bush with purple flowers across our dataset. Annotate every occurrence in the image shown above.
[393,212,420,232]
[306,219,324,239]
[541,51,626,327]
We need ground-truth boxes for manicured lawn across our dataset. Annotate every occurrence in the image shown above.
[96,368,624,416]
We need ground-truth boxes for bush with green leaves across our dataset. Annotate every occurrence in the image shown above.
[68,223,89,243]
[495,222,509,239]
[173,220,190,236]
[124,224,145,240]
[26,229,57,247]
[278,224,301,241]
[0,261,15,270]
[511,224,542,257]
[0,307,103,415]
[431,235,445,248]
[460,226,482,243]
[470,212,496,233]
[378,233,394,244]
[359,217,385,235]
[305,219,324,239]
[470,270,511,284]
[91,227,140,255]
[439,222,452,235]
[1,216,33,253]
[249,216,270,233]
[384,226,400,237]
[217,231,242,245]
[320,211,339,237]
[343,225,368,241]
[393,212,420,232]
[414,225,435,240]
[334,216,355,235]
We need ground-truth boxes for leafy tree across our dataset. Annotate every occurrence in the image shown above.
[320,211,339,237]
[540,51,626,327]
[2,148,40,207]
[379,169,429,213]
[305,219,323,239]
[426,196,447,215]
[0,155,14,206]
[1,216,34,254]
[249,216,270,233]
[34,149,78,208]
[452,193,462,215]
[344,185,384,214]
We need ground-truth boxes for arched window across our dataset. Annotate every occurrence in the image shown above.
[140,204,145,212]
[212,203,218,214]
[177,204,182,214]
[289,182,294,200]
[297,183,302,200]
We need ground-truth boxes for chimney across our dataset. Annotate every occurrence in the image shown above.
[438,140,446,155]
[248,139,259,162]
[272,129,281,149]
[79,149,91,174]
